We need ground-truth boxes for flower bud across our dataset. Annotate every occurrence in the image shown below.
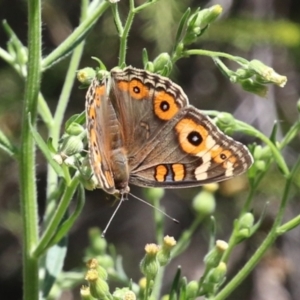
[58,134,84,158]
[138,277,147,290]
[81,175,99,191]
[248,59,287,87]
[254,160,266,172]
[186,280,199,299]
[145,61,154,73]
[80,286,95,300]
[183,5,222,45]
[157,236,176,266]
[192,190,216,216]
[113,288,136,300]
[206,262,227,284]
[253,145,272,161]
[236,212,255,239]
[144,188,164,202]
[235,68,253,80]
[85,269,110,299]
[153,53,172,75]
[239,78,268,97]
[86,258,98,269]
[239,213,255,229]
[86,259,108,280]
[77,67,96,85]
[215,112,236,134]
[203,183,219,193]
[52,153,63,165]
[140,244,160,280]
[204,240,228,269]
[63,155,76,167]
[66,123,85,136]
[96,70,110,81]
[88,227,107,253]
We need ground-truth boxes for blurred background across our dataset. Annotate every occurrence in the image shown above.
[0,0,299,299]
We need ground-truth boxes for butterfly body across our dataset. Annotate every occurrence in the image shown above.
[86,67,253,196]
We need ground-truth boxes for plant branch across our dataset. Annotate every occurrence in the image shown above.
[19,0,42,299]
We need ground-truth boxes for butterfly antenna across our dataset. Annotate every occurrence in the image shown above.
[129,192,179,224]
[102,195,124,237]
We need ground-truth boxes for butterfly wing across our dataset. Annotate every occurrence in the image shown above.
[110,67,189,158]
[128,106,253,188]
[86,76,122,194]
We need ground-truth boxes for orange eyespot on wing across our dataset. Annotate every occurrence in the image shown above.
[117,79,150,100]
[175,118,212,155]
[211,147,234,163]
[154,90,180,121]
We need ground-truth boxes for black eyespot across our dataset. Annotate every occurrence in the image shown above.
[220,153,227,160]
[160,100,169,112]
[187,131,202,146]
[133,86,140,94]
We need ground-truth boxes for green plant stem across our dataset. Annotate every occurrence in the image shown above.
[118,0,135,66]
[151,268,165,300]
[181,49,248,65]
[19,0,42,299]
[41,0,110,69]
[278,215,300,234]
[240,185,256,216]
[279,119,300,149]
[214,161,296,300]
[111,4,123,35]
[38,93,54,128]
[0,47,13,64]
[33,174,81,258]
[238,123,290,177]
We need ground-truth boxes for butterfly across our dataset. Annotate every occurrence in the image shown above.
[85,67,253,196]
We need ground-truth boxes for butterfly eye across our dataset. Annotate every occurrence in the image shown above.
[187,131,203,146]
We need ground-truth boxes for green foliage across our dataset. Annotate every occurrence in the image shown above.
[0,1,299,300]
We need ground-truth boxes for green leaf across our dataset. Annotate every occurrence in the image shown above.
[0,129,18,157]
[142,48,149,68]
[42,235,68,298]
[169,266,181,300]
[174,7,191,48]
[47,137,57,154]
[65,111,86,131]
[29,115,64,177]
[47,184,85,247]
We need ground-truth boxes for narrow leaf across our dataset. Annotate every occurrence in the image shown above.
[29,115,64,176]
